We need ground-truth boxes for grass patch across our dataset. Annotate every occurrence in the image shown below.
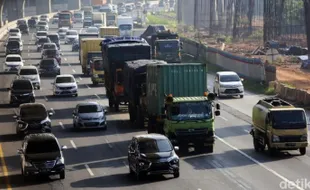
[146,14,177,31]
[283,82,295,88]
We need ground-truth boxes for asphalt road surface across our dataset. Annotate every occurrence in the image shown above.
[0,22,310,190]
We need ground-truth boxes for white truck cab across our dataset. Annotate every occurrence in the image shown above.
[116,15,133,37]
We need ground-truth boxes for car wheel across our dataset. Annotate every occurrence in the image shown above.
[300,147,306,155]
[129,165,134,175]
[173,171,180,178]
[37,86,41,90]
[240,95,244,98]
[74,94,78,97]
[60,171,65,179]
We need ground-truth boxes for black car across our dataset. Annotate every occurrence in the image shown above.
[37,37,51,52]
[42,49,62,65]
[5,41,22,55]
[128,134,180,179]
[27,18,37,28]
[37,58,61,76]
[17,19,27,26]
[8,79,35,105]
[17,133,66,179]
[72,38,79,51]
[14,103,53,136]
[18,24,29,34]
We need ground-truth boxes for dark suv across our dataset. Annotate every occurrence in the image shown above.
[47,34,60,50]
[128,134,180,179]
[37,58,61,76]
[6,41,22,55]
[17,133,67,180]
[37,37,51,52]
[8,79,35,105]
[14,103,53,137]
[42,49,62,65]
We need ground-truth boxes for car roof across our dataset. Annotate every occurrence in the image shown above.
[13,79,31,84]
[134,134,168,142]
[9,28,20,31]
[217,71,239,76]
[77,102,100,106]
[37,31,47,33]
[56,74,74,78]
[41,58,56,61]
[20,66,37,70]
[67,30,77,32]
[24,133,57,142]
[20,102,46,109]
[6,54,21,58]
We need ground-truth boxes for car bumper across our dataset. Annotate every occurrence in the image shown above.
[31,81,41,88]
[10,95,34,104]
[139,162,179,175]
[75,120,107,128]
[219,88,244,96]
[24,165,64,176]
[270,142,308,150]
[54,89,77,96]
[91,77,104,83]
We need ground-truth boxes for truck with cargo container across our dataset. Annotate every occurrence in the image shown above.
[80,38,104,75]
[123,61,220,152]
[117,15,133,37]
[92,12,107,26]
[99,26,119,38]
[58,11,73,28]
[106,13,117,26]
[81,6,93,20]
[141,25,182,63]
[73,11,84,23]
[78,33,99,61]
[100,37,151,111]
[250,97,308,156]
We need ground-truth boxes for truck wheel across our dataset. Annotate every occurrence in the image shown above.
[114,102,119,112]
[267,143,276,156]
[108,97,114,108]
[300,147,306,155]
[253,138,261,152]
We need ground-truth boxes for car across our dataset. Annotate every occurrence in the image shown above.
[93,23,103,29]
[35,31,48,43]
[42,49,62,65]
[52,74,78,97]
[37,21,49,31]
[71,38,79,51]
[85,26,99,34]
[40,43,57,56]
[18,24,29,34]
[213,71,244,98]
[64,30,78,44]
[17,66,41,89]
[37,58,61,76]
[6,36,23,48]
[8,79,35,106]
[8,28,22,38]
[72,102,108,130]
[128,134,180,179]
[57,27,69,39]
[17,133,66,179]
[36,37,51,52]
[40,15,49,22]
[27,18,37,28]
[4,54,24,72]
[52,16,59,24]
[83,20,92,28]
[47,33,60,49]
[17,19,27,26]
[5,40,22,55]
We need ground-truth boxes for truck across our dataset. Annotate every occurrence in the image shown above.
[58,11,73,28]
[80,38,104,75]
[100,37,151,111]
[89,57,104,85]
[91,0,107,6]
[123,61,220,152]
[116,15,133,37]
[92,12,107,26]
[250,97,308,156]
[141,25,182,63]
[106,13,117,26]
[78,33,99,61]
[99,26,119,38]
[82,6,93,20]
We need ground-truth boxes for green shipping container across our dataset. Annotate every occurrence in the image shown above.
[146,63,207,116]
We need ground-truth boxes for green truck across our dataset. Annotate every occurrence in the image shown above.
[123,61,220,152]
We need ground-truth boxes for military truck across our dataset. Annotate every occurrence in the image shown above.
[250,97,308,155]
[123,61,220,152]
[140,25,182,63]
[100,37,151,111]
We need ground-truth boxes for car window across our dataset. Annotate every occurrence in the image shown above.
[6,57,21,62]
[43,44,56,49]
[20,105,47,119]
[56,76,74,83]
[138,139,172,153]
[39,38,49,43]
[48,35,59,41]
[58,29,68,33]
[20,69,37,75]
[40,60,55,67]
[37,32,46,36]
[10,29,19,33]
[78,105,102,113]
[66,31,77,35]
[26,139,60,154]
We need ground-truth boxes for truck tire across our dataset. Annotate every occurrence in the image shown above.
[267,143,276,156]
[253,138,262,152]
[108,97,114,108]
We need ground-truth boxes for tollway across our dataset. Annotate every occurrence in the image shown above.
[0,22,310,190]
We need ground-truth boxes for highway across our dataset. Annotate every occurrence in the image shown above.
[1,22,310,190]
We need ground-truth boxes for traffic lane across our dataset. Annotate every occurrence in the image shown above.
[215,108,310,184]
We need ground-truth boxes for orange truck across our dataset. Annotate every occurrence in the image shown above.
[58,10,73,28]
[91,0,107,5]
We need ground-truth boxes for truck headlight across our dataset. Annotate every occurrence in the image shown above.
[272,135,280,142]
[301,134,307,142]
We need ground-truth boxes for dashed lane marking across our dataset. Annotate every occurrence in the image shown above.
[50,108,55,114]
[70,140,77,150]
[72,69,76,73]
[86,84,91,89]
[219,116,228,121]
[59,122,65,130]
[244,129,249,133]
[0,144,12,190]
[78,77,82,81]
[122,161,129,168]
[44,96,48,101]
[85,164,94,176]
[95,94,100,99]
[105,139,113,149]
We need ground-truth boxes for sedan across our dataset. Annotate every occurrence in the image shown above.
[37,58,60,76]
[42,49,62,65]
[72,102,108,130]
[52,74,78,97]
[64,30,78,44]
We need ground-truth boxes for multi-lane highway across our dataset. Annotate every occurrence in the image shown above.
[1,22,310,190]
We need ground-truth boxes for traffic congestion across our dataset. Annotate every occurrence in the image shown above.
[0,1,310,190]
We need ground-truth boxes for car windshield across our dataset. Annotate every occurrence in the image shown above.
[40,60,55,67]
[78,105,102,113]
[170,102,212,121]
[10,29,19,33]
[20,69,37,75]
[138,139,172,153]
[157,41,179,52]
[38,38,49,43]
[48,35,59,41]
[219,74,240,82]
[26,140,59,154]
[74,13,82,18]
[7,41,20,48]
[56,77,74,83]
[107,15,115,20]
[119,24,132,30]
[66,31,77,35]
[8,38,20,42]
[6,57,21,62]
[86,28,98,33]
[38,22,46,25]
[37,32,46,36]
[271,110,307,129]
[84,22,92,27]
[12,81,32,90]
[59,29,68,33]
[43,44,56,49]
[44,50,58,56]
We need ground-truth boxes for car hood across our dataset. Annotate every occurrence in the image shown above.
[66,35,78,38]
[11,89,33,94]
[142,151,173,159]
[36,36,46,38]
[5,62,22,66]
[56,83,77,87]
[219,81,243,87]
[78,112,103,119]
[26,152,61,161]
[58,32,66,35]
[20,75,39,81]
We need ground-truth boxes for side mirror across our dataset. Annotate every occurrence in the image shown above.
[48,112,53,116]
[72,111,76,116]
[216,103,220,110]
[104,109,107,114]
[215,110,220,116]
[174,146,179,151]
[61,145,67,150]
[17,149,23,154]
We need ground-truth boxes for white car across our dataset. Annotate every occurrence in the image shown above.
[6,36,23,49]
[17,66,41,89]
[40,15,49,22]
[213,71,244,98]
[8,28,22,38]
[37,21,49,31]
[35,31,48,41]
[4,54,24,72]
[57,27,69,39]
[52,74,78,97]
[64,30,78,44]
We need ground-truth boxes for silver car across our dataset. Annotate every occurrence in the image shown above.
[72,102,107,130]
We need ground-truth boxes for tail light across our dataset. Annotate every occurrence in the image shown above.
[114,84,124,96]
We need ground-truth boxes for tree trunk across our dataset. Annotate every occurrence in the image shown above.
[304,0,310,59]
[209,0,215,36]
[232,0,241,39]
[247,0,255,34]
[276,0,285,36]
[226,0,234,36]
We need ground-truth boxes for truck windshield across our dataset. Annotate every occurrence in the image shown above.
[156,41,179,52]
[119,24,132,30]
[170,102,212,121]
[107,15,115,20]
[271,110,307,129]
[59,14,71,19]
[74,14,82,18]
[94,60,104,70]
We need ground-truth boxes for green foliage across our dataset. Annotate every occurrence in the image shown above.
[146,14,177,30]
[248,30,263,40]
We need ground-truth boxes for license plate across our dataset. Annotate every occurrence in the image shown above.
[285,143,296,147]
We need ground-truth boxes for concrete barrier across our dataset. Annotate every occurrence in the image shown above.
[285,87,297,102]
[296,89,307,104]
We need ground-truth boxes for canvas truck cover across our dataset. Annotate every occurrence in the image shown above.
[123,59,167,103]
[78,33,99,60]
[146,63,207,115]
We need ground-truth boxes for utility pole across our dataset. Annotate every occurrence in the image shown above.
[304,0,310,59]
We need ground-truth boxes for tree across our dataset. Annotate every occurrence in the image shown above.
[232,0,241,39]
[225,0,234,35]
[247,0,255,34]
[209,0,215,35]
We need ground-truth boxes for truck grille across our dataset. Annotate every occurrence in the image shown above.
[279,135,301,142]
[175,128,209,136]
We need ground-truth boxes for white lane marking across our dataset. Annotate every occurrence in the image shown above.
[64,58,67,61]
[105,139,113,148]
[50,108,55,113]
[78,77,82,81]
[28,50,30,52]
[86,84,91,89]
[70,156,127,167]
[13,108,18,115]
[197,189,202,190]
[244,129,249,133]
[219,116,228,121]
[122,161,129,168]
[44,96,48,101]
[70,140,77,150]
[59,122,65,129]
[85,164,94,176]
[95,94,100,99]
[215,135,304,190]
[72,69,76,73]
